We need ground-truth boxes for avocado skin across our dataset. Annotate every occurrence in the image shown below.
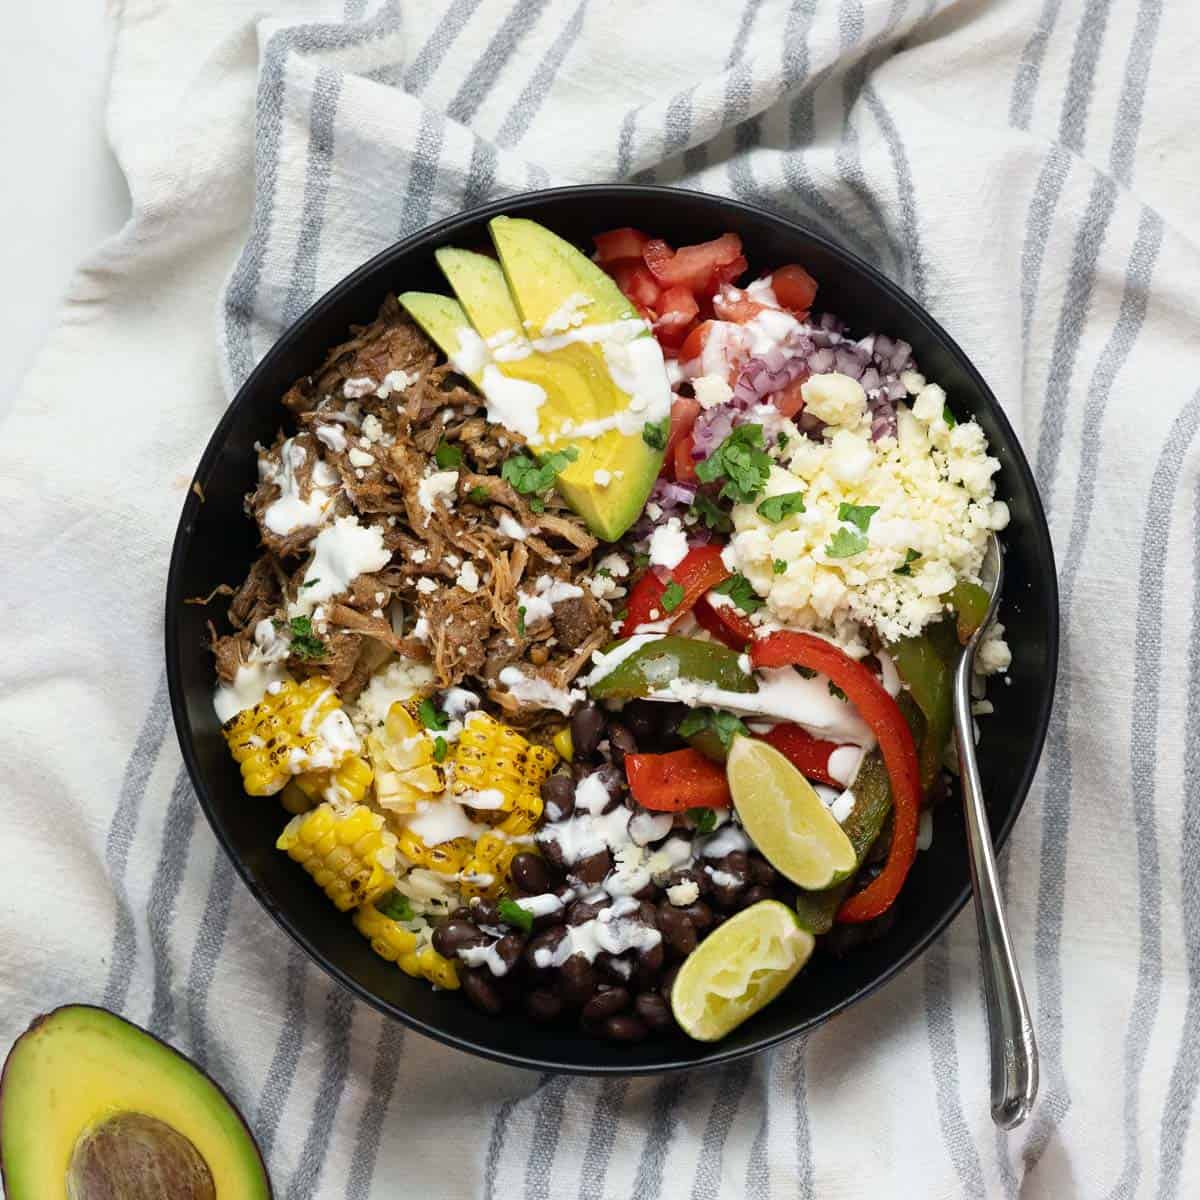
[0,1005,271,1200]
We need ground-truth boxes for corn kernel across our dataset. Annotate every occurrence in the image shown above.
[552,726,574,761]
[353,904,419,961]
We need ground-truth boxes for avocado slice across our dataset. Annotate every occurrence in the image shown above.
[0,1005,270,1200]
[400,219,670,542]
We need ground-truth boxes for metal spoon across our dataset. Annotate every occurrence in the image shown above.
[956,532,1038,1128]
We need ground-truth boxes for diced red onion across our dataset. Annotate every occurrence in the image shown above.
[731,353,810,408]
[807,347,836,374]
[869,395,898,442]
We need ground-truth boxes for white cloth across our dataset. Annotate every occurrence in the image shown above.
[4,1,1200,1196]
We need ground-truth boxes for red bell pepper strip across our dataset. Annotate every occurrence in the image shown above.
[756,724,842,789]
[693,595,755,649]
[750,632,921,923]
[625,748,731,811]
[620,545,731,638]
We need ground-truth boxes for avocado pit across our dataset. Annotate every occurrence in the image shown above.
[67,1113,215,1200]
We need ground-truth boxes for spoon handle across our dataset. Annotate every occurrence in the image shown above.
[953,650,1039,1129]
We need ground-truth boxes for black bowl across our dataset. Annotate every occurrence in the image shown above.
[166,185,1058,1074]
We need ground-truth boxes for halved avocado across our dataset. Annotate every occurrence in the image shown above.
[0,1005,270,1200]
[400,219,669,542]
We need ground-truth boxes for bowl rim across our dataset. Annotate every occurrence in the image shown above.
[166,183,1059,1075]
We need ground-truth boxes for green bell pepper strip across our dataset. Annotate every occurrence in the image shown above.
[947,580,990,643]
[587,636,758,702]
[793,751,893,935]
[890,620,957,794]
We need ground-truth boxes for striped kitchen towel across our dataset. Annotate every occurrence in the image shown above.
[4,0,1200,1196]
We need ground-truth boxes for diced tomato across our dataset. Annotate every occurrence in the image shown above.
[674,433,698,482]
[653,286,700,350]
[663,394,701,463]
[594,227,651,264]
[708,255,749,291]
[771,375,809,419]
[609,261,662,311]
[626,749,732,811]
[679,320,716,369]
[712,286,768,324]
[621,545,731,638]
[756,724,842,788]
[643,233,744,292]
[693,595,754,650]
[771,264,819,313]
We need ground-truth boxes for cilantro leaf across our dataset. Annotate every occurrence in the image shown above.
[642,417,670,450]
[893,548,922,576]
[757,490,807,522]
[773,558,788,575]
[660,581,686,613]
[776,431,790,451]
[529,496,546,513]
[432,735,447,764]
[434,439,463,469]
[633,552,651,570]
[710,573,764,614]
[517,605,527,637]
[690,491,733,533]
[376,891,413,922]
[678,707,751,750]
[694,424,771,503]
[500,447,579,498]
[418,698,448,731]
[468,485,489,503]
[285,615,325,660]
[828,681,848,702]
[943,404,957,428]
[824,528,869,558]
[836,502,879,532]
[691,807,718,834]
[497,898,533,934]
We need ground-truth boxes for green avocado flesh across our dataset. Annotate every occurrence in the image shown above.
[0,1006,270,1200]
[400,217,667,542]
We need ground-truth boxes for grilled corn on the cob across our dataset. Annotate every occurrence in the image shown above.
[367,702,445,812]
[450,713,556,826]
[277,802,398,910]
[223,677,358,796]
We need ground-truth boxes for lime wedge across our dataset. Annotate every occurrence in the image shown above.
[726,736,857,889]
[671,900,814,1040]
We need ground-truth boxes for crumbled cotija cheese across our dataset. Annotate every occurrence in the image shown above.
[729,386,1010,656]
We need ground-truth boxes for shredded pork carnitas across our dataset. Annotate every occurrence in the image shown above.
[211,297,614,722]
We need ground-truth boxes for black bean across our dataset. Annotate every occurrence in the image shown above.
[656,904,697,957]
[510,852,551,896]
[540,773,575,822]
[450,906,473,922]
[461,967,503,1015]
[494,933,525,972]
[607,722,637,767]
[573,850,612,886]
[637,900,659,927]
[622,700,659,745]
[668,866,709,896]
[570,704,607,761]
[679,900,714,931]
[635,991,674,1031]
[432,919,486,957]
[596,953,635,986]
[566,898,605,926]
[470,897,500,926]
[710,881,745,911]
[582,986,630,1024]
[558,955,597,1008]
[721,850,751,877]
[748,853,777,886]
[525,988,563,1023]
[660,963,681,1000]
[604,1014,648,1042]
[638,940,664,972]
[525,926,567,971]
[740,885,773,909]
